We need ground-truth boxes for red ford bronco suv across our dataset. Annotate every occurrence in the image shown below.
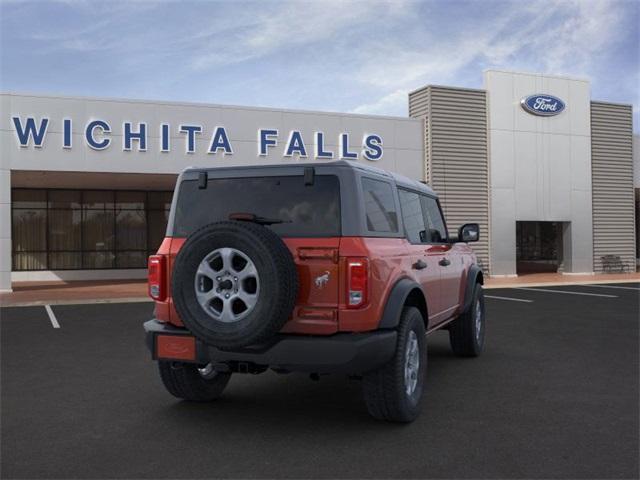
[144,161,485,422]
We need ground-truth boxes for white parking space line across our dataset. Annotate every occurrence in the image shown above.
[485,295,533,303]
[578,284,640,291]
[44,305,60,328]
[514,287,617,298]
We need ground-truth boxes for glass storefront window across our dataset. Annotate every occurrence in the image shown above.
[116,251,147,268]
[82,210,115,251]
[13,189,46,209]
[12,209,46,251]
[49,252,82,270]
[83,190,115,209]
[148,209,169,255]
[147,191,173,210]
[49,210,82,251]
[116,191,145,210]
[13,252,47,270]
[83,251,115,269]
[116,210,146,250]
[11,189,172,271]
[48,190,81,209]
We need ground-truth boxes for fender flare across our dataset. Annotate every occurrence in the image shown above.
[378,278,427,329]
[461,264,484,314]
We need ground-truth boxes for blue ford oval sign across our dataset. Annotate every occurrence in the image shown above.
[521,94,566,116]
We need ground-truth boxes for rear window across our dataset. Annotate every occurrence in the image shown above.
[172,175,341,237]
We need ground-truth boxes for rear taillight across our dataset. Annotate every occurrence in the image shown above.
[346,257,368,308]
[148,255,166,301]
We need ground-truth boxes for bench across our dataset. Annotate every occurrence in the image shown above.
[601,255,630,273]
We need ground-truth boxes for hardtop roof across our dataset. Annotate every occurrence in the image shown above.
[184,160,436,196]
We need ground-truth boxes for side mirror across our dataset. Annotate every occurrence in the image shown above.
[458,223,479,243]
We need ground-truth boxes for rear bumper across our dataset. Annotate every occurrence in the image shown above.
[144,319,397,374]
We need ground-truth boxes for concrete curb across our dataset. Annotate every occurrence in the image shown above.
[484,279,640,290]
[1,279,637,307]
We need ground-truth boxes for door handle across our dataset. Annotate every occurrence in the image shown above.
[412,259,427,270]
[439,258,451,267]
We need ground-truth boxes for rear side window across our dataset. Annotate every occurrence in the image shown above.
[172,175,340,237]
[361,177,398,233]
[398,189,428,243]
[421,196,448,243]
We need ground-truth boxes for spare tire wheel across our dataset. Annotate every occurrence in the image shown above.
[172,221,299,349]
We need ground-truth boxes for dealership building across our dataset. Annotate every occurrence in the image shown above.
[0,70,637,291]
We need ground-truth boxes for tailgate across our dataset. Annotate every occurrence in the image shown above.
[281,238,340,334]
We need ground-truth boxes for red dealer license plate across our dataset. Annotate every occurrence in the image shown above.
[156,335,196,361]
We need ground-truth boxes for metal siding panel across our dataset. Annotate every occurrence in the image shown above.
[590,102,636,272]
[409,86,490,273]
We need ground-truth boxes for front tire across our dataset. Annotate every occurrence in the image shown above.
[158,361,231,402]
[362,307,427,423]
[449,283,485,357]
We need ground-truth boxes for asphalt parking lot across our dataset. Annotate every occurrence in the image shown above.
[1,284,638,479]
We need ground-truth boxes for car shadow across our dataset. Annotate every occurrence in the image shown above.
[153,332,464,430]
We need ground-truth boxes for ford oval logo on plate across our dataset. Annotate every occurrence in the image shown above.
[521,94,566,116]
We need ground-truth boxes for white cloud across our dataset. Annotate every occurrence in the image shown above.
[24,2,162,53]
[350,0,631,115]
[351,88,409,115]
[2,0,636,125]
[190,0,412,70]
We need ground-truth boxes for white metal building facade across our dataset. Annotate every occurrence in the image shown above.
[0,70,636,291]
[408,70,636,277]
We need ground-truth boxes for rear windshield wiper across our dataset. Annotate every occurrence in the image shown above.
[228,212,291,226]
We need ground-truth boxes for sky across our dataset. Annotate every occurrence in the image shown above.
[1,0,639,130]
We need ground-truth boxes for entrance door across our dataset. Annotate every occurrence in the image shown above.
[516,221,563,275]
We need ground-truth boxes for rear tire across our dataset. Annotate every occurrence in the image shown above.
[449,283,485,357]
[158,361,231,402]
[362,307,427,423]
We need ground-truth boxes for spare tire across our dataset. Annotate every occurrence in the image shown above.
[172,221,298,349]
